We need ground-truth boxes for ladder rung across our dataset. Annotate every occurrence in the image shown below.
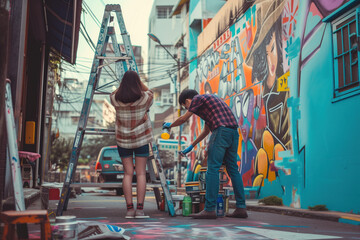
[96,56,131,60]
[85,128,115,135]
[70,182,162,188]
[105,4,121,12]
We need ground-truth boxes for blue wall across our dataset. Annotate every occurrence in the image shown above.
[288,0,360,213]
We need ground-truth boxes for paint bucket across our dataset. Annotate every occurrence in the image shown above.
[172,195,184,215]
[192,202,200,213]
[199,191,206,212]
[160,193,165,211]
[219,166,228,191]
[161,128,170,139]
[199,166,228,191]
[189,192,201,203]
[185,181,200,193]
[182,196,192,216]
[54,216,78,240]
[224,195,229,214]
[199,191,206,203]
[199,167,207,191]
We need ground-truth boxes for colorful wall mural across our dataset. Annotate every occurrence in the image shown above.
[188,0,359,212]
[189,0,297,191]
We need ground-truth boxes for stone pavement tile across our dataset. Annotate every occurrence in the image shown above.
[7,187,360,226]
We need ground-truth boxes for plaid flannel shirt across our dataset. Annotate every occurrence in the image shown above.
[188,94,238,131]
[110,89,154,149]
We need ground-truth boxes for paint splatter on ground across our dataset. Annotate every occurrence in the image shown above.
[27,217,345,239]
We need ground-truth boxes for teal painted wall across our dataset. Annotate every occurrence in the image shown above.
[288,0,360,213]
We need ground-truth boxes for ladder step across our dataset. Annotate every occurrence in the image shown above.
[105,4,121,11]
[96,56,131,60]
[85,128,115,135]
[70,182,162,188]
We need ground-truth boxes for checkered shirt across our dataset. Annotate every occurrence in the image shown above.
[110,90,154,148]
[188,94,238,131]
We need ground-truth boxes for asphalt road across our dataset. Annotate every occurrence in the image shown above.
[27,188,360,239]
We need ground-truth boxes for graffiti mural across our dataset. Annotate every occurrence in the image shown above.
[190,0,298,190]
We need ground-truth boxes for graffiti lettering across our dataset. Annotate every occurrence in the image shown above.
[218,36,245,98]
[277,71,290,92]
[208,67,219,81]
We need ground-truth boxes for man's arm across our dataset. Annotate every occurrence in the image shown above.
[170,111,193,128]
[191,124,210,147]
[180,124,210,155]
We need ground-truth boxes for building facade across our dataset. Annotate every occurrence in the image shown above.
[148,0,183,136]
[185,0,360,213]
[0,0,82,202]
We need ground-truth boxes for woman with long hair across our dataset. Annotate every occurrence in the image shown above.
[110,70,153,218]
[245,0,291,150]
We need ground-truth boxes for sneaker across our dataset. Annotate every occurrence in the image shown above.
[226,208,248,218]
[125,209,135,219]
[189,210,217,219]
[135,209,149,218]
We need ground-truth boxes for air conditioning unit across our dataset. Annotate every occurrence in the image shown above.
[161,97,173,106]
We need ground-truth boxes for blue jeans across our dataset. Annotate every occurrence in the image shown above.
[205,126,246,211]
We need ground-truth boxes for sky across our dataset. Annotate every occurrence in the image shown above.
[63,0,155,82]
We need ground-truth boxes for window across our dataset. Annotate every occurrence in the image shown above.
[161,89,174,106]
[157,6,173,19]
[71,116,79,125]
[332,7,360,99]
[103,149,121,162]
[155,45,175,60]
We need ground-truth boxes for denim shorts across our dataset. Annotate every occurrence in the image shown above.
[117,144,149,158]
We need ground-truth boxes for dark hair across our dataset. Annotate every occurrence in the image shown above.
[179,89,199,105]
[115,70,142,103]
[251,17,283,83]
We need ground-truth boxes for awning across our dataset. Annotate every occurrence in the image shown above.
[45,0,82,64]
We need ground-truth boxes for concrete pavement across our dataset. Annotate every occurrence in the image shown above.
[17,187,360,226]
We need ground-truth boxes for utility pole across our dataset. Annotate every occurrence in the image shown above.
[176,60,182,188]
[148,33,183,187]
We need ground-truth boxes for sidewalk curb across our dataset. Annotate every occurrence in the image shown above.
[1,189,40,211]
[180,187,360,225]
[229,201,360,225]
[24,189,41,209]
[244,204,339,222]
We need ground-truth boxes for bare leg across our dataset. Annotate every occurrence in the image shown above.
[122,157,134,205]
[135,156,147,205]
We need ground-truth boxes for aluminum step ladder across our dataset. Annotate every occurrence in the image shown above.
[5,79,26,212]
[56,4,175,217]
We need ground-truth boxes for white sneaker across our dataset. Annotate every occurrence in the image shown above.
[135,209,149,218]
[125,209,135,219]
